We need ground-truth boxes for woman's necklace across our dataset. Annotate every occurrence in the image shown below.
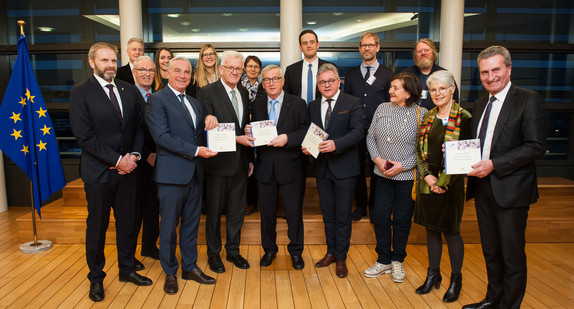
[385,104,411,143]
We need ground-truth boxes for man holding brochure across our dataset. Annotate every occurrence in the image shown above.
[303,63,364,278]
[146,56,218,294]
[248,65,309,270]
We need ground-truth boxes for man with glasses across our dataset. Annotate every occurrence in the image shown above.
[247,65,309,270]
[344,31,394,221]
[303,63,364,278]
[402,38,459,110]
[117,37,144,85]
[198,50,254,273]
[131,56,160,263]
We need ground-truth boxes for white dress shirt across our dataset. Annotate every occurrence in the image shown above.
[477,81,512,160]
[321,90,341,127]
[301,58,319,102]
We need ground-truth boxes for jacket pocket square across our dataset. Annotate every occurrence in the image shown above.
[338,110,349,114]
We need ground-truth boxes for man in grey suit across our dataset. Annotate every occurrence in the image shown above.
[146,56,219,295]
[464,46,547,309]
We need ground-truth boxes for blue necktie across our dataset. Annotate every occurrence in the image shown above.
[307,63,313,104]
[478,96,496,154]
[268,99,278,123]
[179,94,195,128]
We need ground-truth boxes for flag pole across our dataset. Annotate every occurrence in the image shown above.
[17,20,52,254]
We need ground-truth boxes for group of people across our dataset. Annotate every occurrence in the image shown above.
[69,29,547,309]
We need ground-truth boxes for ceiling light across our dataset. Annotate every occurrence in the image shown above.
[38,27,54,32]
[191,28,200,32]
[333,12,343,16]
[306,21,317,25]
[181,21,191,26]
[167,14,180,18]
[356,19,363,22]
[239,28,248,32]
[223,13,233,17]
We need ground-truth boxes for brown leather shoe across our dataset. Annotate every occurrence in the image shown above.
[315,253,336,268]
[336,261,348,278]
[245,204,257,215]
[164,275,178,294]
[182,268,216,285]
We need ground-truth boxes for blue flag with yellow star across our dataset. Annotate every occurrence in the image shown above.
[0,34,66,218]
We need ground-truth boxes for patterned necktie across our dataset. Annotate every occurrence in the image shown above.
[145,92,150,102]
[230,89,240,121]
[478,96,496,154]
[324,99,333,128]
[268,99,278,123]
[105,84,122,121]
[307,63,313,104]
[364,66,371,82]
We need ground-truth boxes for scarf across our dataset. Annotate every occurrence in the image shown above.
[240,74,261,102]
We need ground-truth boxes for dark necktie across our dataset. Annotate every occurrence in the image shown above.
[105,84,122,121]
[179,94,195,128]
[478,96,496,154]
[145,92,150,102]
[324,99,333,128]
[307,63,313,104]
[364,66,371,82]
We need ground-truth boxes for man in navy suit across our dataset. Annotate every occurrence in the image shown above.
[70,42,152,302]
[248,65,309,270]
[146,56,219,295]
[303,63,364,278]
[116,37,143,85]
[464,46,547,309]
[344,31,394,221]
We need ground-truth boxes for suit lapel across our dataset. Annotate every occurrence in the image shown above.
[491,85,517,147]
[325,94,344,131]
[216,81,239,124]
[166,89,195,129]
[277,95,292,128]
[116,83,129,125]
[90,77,123,126]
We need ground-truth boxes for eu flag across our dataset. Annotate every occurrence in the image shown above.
[0,34,66,218]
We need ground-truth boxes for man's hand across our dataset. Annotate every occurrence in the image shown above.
[204,115,219,130]
[301,146,311,156]
[318,140,336,153]
[111,153,137,174]
[197,146,218,158]
[248,162,254,177]
[268,134,288,147]
[146,153,156,167]
[244,124,252,136]
[236,135,255,147]
[468,160,494,178]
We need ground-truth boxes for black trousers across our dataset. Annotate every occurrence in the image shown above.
[354,137,375,213]
[135,164,159,254]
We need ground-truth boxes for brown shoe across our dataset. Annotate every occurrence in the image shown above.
[336,261,348,278]
[315,253,336,268]
[182,268,216,285]
[245,204,257,215]
[164,275,178,294]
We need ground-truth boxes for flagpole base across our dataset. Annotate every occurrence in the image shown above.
[20,240,52,254]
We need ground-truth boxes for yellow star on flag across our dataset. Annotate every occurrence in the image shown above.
[36,107,48,118]
[36,140,47,151]
[10,112,22,123]
[21,145,29,155]
[26,89,35,103]
[19,97,27,108]
[40,124,51,135]
[11,129,22,140]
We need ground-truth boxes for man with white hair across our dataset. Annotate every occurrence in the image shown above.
[116,37,144,84]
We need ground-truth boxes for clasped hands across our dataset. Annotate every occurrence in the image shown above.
[110,153,139,175]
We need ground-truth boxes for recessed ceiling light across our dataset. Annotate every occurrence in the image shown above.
[181,21,191,26]
[223,13,233,17]
[356,19,363,22]
[239,28,248,32]
[167,14,180,18]
[333,12,343,16]
[191,28,200,32]
[38,27,54,32]
[306,21,317,25]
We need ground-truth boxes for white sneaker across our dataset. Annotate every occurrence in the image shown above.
[391,261,405,282]
[364,262,392,278]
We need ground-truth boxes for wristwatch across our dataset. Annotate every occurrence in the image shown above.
[130,152,142,161]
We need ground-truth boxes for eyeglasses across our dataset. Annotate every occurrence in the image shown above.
[360,43,378,49]
[135,68,155,74]
[317,78,339,87]
[202,52,216,58]
[429,87,450,95]
[221,65,243,74]
[246,65,260,70]
[262,76,282,84]
[129,48,144,53]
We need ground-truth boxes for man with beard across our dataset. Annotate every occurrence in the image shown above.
[70,42,152,302]
[343,32,393,221]
[402,38,459,110]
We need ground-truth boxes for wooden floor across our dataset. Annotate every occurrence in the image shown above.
[2,208,574,308]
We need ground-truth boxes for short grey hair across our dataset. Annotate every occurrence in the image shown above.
[133,55,154,68]
[168,56,192,71]
[127,37,144,46]
[220,50,244,67]
[317,63,339,79]
[261,64,282,77]
[478,45,512,67]
[426,70,455,88]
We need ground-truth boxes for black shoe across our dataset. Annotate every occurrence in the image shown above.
[415,268,442,295]
[208,255,225,273]
[119,272,153,286]
[164,275,178,294]
[260,252,276,267]
[291,255,305,270]
[462,299,498,309]
[351,209,367,221]
[443,273,462,303]
[182,268,216,285]
[141,249,160,260]
[226,254,250,269]
[134,259,145,271]
[89,282,104,302]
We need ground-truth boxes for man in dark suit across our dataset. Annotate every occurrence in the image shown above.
[284,29,332,105]
[303,63,364,278]
[146,56,219,294]
[464,46,547,309]
[401,38,459,110]
[69,42,152,302]
[248,65,309,270]
[115,37,143,85]
[131,55,160,263]
[198,50,254,273]
[344,31,393,221]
